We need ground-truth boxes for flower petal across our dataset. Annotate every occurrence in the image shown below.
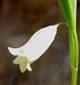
[8,24,59,66]
[26,64,32,71]
[20,24,59,62]
[8,47,22,56]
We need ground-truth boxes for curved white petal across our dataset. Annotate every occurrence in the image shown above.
[8,47,21,56]
[26,64,32,71]
[23,24,58,62]
[8,24,59,63]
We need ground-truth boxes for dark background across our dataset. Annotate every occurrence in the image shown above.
[0,0,79,85]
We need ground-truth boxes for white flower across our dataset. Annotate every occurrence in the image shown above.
[8,24,59,73]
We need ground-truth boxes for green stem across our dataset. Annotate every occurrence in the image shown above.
[58,0,79,85]
[67,1,79,84]
[68,27,79,85]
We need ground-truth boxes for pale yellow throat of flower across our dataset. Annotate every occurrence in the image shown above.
[13,56,32,72]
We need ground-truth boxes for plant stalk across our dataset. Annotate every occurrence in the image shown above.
[58,0,79,85]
